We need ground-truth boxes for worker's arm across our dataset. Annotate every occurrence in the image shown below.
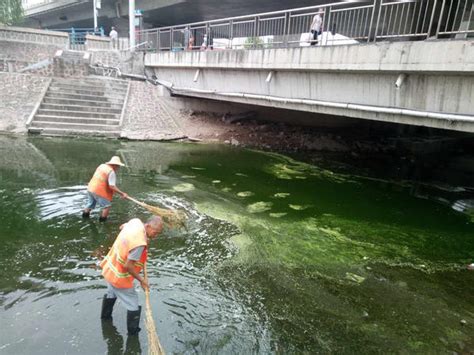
[124,259,149,290]
[125,246,148,290]
[110,185,129,199]
[108,170,129,199]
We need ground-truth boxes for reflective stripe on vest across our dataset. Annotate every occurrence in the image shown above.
[88,164,114,201]
[101,218,148,288]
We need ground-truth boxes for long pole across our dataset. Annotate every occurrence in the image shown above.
[93,0,98,29]
[129,0,136,51]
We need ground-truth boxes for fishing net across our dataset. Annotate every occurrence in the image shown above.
[144,264,165,355]
[127,196,187,229]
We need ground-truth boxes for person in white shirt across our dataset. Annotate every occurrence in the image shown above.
[310,10,324,46]
[109,26,118,49]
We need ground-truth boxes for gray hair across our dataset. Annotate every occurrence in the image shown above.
[146,216,163,229]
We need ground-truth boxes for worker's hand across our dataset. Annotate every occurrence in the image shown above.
[140,278,150,291]
[121,192,129,200]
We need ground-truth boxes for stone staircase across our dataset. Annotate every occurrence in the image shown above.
[28,76,129,137]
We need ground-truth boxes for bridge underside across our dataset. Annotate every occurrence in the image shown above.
[146,40,474,133]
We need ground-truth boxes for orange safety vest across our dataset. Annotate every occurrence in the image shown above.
[100,218,148,289]
[88,164,114,201]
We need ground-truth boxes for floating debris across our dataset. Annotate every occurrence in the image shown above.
[345,272,365,284]
[235,173,248,177]
[221,187,232,192]
[269,212,287,218]
[289,204,311,210]
[247,201,273,213]
[173,183,195,192]
[274,192,290,198]
[212,180,221,184]
[181,175,196,179]
[191,167,206,170]
[237,191,254,197]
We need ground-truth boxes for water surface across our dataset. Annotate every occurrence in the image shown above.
[0,135,473,354]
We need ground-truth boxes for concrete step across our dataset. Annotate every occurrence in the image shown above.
[50,82,128,95]
[37,109,120,119]
[46,91,125,103]
[34,114,120,125]
[42,97,123,109]
[52,77,128,88]
[48,86,126,98]
[31,120,121,131]
[40,103,122,114]
[28,127,120,138]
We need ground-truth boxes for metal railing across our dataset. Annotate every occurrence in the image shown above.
[137,0,473,52]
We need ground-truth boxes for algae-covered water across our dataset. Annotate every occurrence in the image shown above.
[0,135,473,354]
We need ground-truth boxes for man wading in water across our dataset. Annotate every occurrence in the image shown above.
[100,216,163,335]
[82,156,129,222]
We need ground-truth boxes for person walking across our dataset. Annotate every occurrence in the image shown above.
[109,26,118,49]
[100,216,164,335]
[82,156,128,222]
[310,9,324,46]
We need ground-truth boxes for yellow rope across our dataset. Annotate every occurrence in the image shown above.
[144,264,165,355]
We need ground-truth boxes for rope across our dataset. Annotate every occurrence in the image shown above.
[144,264,165,355]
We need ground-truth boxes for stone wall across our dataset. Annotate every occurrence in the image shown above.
[85,34,111,50]
[0,73,50,133]
[91,51,144,75]
[0,26,68,46]
[0,40,60,73]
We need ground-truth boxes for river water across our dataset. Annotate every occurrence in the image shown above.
[0,135,473,354]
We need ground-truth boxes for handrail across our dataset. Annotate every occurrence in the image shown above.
[137,0,473,52]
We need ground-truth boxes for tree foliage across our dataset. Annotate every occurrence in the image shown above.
[0,0,24,26]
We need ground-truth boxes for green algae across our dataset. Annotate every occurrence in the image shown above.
[236,191,254,197]
[246,201,273,213]
[173,183,195,192]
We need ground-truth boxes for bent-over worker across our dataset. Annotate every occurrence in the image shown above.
[100,216,164,335]
[82,156,128,222]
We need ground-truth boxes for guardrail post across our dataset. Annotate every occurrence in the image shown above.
[283,11,290,46]
[229,20,233,49]
[324,6,332,45]
[373,0,383,42]
[428,0,440,39]
[366,0,377,42]
[157,30,160,51]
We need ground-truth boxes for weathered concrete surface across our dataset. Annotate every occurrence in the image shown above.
[146,40,474,74]
[146,40,474,132]
[0,73,50,133]
[121,81,185,140]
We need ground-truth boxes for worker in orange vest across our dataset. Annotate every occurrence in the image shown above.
[82,156,129,222]
[100,216,163,335]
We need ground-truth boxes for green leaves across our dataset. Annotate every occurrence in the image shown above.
[0,0,24,26]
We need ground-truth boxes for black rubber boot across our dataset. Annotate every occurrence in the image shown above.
[101,295,116,320]
[99,216,108,222]
[82,211,90,219]
[127,306,142,335]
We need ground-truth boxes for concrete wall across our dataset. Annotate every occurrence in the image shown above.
[0,26,68,46]
[146,40,474,132]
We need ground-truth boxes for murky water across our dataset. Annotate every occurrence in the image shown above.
[0,135,473,354]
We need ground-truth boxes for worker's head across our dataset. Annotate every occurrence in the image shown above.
[145,216,164,239]
[106,156,125,171]
[111,26,116,30]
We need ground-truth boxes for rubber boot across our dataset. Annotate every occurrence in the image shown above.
[99,216,108,222]
[101,295,116,320]
[127,306,142,335]
[82,211,90,219]
[125,333,142,355]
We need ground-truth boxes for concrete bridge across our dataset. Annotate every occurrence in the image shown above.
[142,0,474,132]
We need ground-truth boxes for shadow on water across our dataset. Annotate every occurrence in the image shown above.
[0,135,473,354]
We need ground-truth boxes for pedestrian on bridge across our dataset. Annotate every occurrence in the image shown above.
[310,9,324,46]
[100,216,164,335]
[109,26,118,49]
[82,156,129,222]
